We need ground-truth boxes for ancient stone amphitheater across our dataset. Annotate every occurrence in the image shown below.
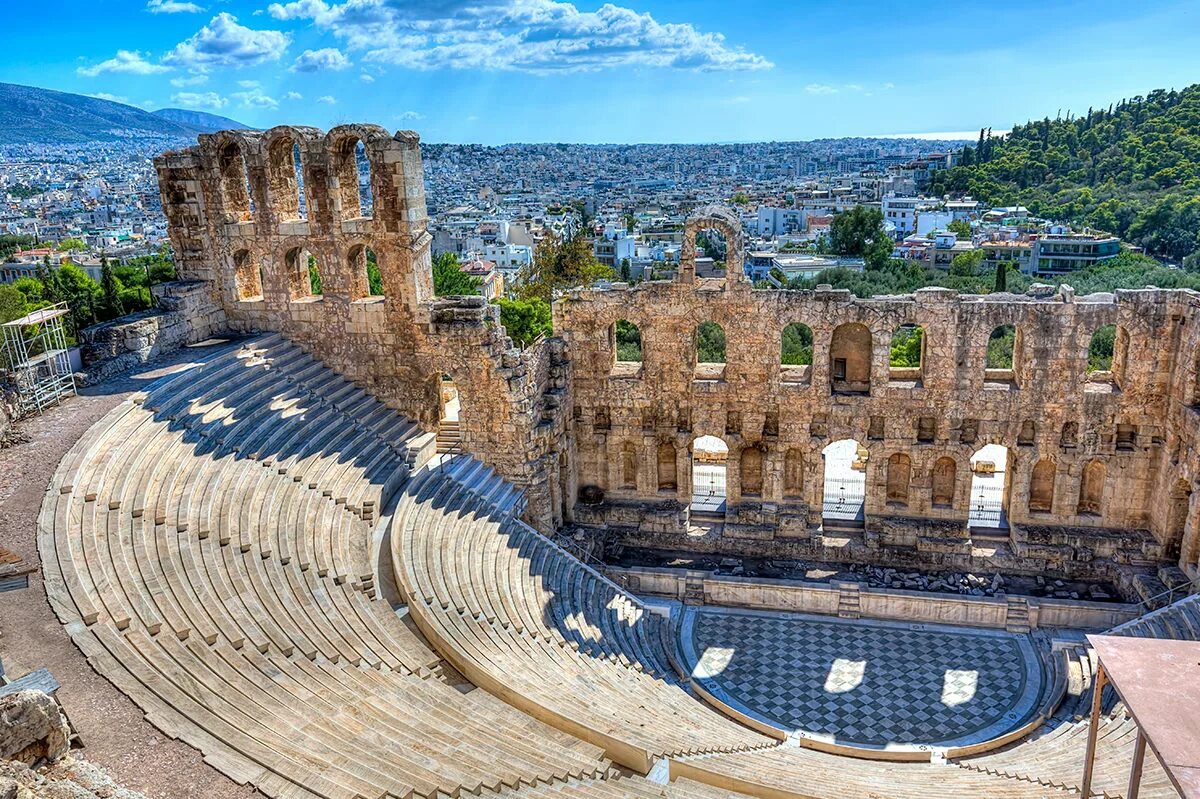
[15,125,1200,799]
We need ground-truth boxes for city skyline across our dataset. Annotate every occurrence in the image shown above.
[3,0,1200,144]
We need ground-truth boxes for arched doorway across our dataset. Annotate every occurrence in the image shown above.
[969,444,1010,530]
[822,439,867,527]
[691,435,728,515]
[436,373,461,454]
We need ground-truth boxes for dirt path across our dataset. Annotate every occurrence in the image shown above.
[0,342,260,799]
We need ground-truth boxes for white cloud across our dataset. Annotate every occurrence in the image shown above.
[291,47,350,72]
[267,0,771,74]
[726,95,750,104]
[87,92,131,104]
[171,91,228,109]
[233,88,280,108]
[396,110,423,121]
[359,72,375,82]
[882,81,895,90]
[77,49,170,77]
[237,79,260,88]
[285,91,304,100]
[317,94,337,104]
[805,83,838,95]
[170,73,208,86]
[164,12,290,69]
[147,0,205,12]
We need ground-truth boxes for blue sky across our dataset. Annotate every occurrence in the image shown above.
[5,0,1200,143]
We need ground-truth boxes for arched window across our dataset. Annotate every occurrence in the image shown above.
[1168,479,1192,553]
[620,441,637,489]
[334,137,373,220]
[657,442,677,490]
[830,323,872,394]
[267,138,306,222]
[232,249,262,300]
[348,245,382,300]
[740,447,763,497]
[1087,324,1116,375]
[932,457,956,507]
[695,321,726,379]
[1078,459,1106,515]
[217,141,252,223]
[986,324,1017,382]
[1060,421,1078,449]
[286,247,322,300]
[889,324,924,381]
[1017,420,1036,446]
[781,323,813,384]
[784,448,805,498]
[886,453,911,506]
[1029,459,1056,513]
[614,319,642,363]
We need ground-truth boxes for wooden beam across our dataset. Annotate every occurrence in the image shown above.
[1127,728,1147,799]
[1080,662,1108,797]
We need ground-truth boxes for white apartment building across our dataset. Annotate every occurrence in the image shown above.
[882,196,920,236]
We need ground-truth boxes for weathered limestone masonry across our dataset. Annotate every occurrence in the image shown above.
[78,280,224,384]
[556,207,1200,593]
[154,126,568,529]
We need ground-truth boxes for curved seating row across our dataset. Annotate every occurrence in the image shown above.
[391,456,774,772]
[40,336,618,799]
[1108,594,1200,641]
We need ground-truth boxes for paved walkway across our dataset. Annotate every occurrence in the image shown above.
[679,606,1043,750]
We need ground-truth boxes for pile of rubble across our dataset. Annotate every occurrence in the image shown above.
[849,564,1113,601]
[0,690,146,799]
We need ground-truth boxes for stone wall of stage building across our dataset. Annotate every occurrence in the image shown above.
[1163,290,1200,578]
[154,125,568,530]
[556,211,1197,574]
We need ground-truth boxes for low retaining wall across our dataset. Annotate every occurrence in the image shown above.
[605,565,1141,632]
[79,281,227,384]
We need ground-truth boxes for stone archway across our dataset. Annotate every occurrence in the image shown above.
[690,435,729,516]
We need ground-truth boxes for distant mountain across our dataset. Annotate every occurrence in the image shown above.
[152,108,251,134]
[0,82,247,146]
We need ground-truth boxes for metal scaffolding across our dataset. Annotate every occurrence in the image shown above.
[1,302,77,417]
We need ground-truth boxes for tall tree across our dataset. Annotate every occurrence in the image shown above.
[99,254,124,318]
[515,232,613,303]
[830,206,892,270]
[432,252,481,296]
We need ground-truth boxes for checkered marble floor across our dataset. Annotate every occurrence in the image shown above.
[680,607,1042,748]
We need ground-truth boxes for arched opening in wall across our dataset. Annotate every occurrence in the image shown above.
[217,141,253,223]
[620,441,638,490]
[932,457,957,508]
[1167,479,1192,556]
[690,435,728,515]
[886,453,912,507]
[740,446,764,498]
[267,138,307,222]
[334,137,374,220]
[968,444,1010,530]
[611,319,642,376]
[232,249,262,301]
[1077,459,1106,516]
[1193,351,1200,407]
[830,323,872,395]
[1086,325,1128,387]
[888,324,924,384]
[694,228,727,278]
[1029,459,1056,514]
[694,322,726,380]
[348,245,383,300]
[284,247,322,300]
[821,439,867,528]
[784,448,805,499]
[657,441,677,492]
[437,374,459,453]
[985,324,1018,385]
[781,322,813,384]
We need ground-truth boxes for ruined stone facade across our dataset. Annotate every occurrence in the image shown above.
[155,126,568,529]
[156,130,1200,592]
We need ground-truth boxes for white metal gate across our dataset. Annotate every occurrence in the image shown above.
[823,473,866,523]
[968,445,1009,529]
[691,462,727,514]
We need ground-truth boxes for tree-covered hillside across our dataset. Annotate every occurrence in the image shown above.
[929,86,1200,262]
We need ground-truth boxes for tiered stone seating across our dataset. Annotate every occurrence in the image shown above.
[1107,594,1200,640]
[485,772,747,797]
[39,336,615,799]
[391,457,775,772]
[672,743,1080,799]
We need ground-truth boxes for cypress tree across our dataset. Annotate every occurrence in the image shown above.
[994,261,1008,293]
[100,254,123,319]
